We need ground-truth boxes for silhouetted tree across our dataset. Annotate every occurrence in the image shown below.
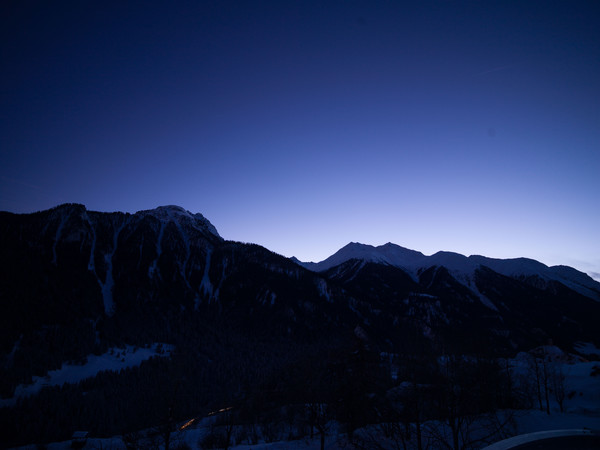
[551,362,567,413]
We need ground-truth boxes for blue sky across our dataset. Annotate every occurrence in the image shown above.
[1,1,599,279]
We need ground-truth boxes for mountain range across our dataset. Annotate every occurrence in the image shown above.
[294,241,600,304]
[1,204,599,446]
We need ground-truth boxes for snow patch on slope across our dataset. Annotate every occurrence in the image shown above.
[84,212,97,271]
[100,220,127,316]
[51,213,68,265]
[200,248,214,301]
[0,344,173,407]
[165,207,193,288]
[148,220,165,279]
[316,278,332,302]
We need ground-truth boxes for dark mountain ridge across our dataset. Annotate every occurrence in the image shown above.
[1,204,599,446]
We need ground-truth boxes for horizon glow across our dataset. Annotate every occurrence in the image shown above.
[1,2,599,280]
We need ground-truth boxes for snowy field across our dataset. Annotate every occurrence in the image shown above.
[1,343,173,408]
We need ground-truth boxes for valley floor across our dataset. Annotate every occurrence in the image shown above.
[9,357,600,450]
[11,410,600,450]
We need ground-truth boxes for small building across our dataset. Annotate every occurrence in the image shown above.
[71,431,89,449]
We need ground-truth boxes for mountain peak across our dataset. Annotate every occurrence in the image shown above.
[294,242,424,273]
[142,205,192,218]
[137,206,221,239]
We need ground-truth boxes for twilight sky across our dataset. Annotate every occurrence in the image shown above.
[1,1,599,279]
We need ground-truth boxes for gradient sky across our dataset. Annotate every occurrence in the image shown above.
[1,1,599,279]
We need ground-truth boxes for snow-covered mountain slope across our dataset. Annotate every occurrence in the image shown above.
[295,242,600,302]
[298,242,426,273]
[470,255,600,301]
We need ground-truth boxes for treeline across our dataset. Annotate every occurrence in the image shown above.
[196,343,554,450]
